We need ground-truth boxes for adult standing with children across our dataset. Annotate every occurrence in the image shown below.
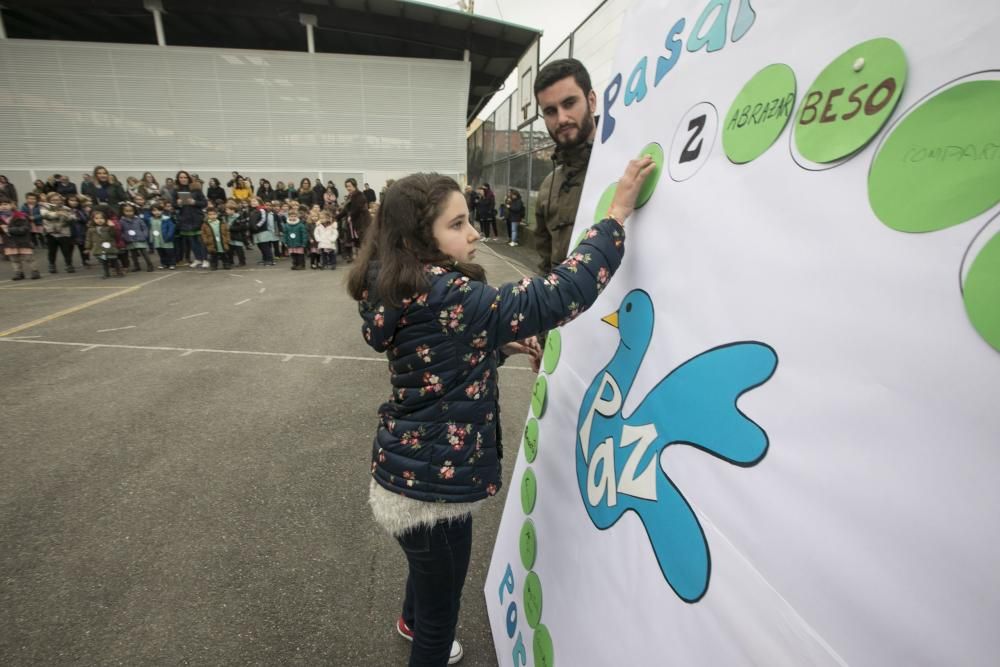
[90,165,128,217]
[349,153,654,666]
[336,178,370,263]
[172,170,208,268]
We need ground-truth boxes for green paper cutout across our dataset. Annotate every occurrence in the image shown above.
[524,571,544,629]
[964,230,1000,352]
[635,142,664,208]
[531,375,548,419]
[795,38,907,163]
[869,79,1000,232]
[523,418,539,463]
[519,519,537,571]
[543,330,562,374]
[533,624,555,667]
[521,468,537,514]
[723,63,797,164]
[593,182,618,224]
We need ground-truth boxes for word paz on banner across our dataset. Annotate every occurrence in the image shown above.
[603,0,758,143]
[575,290,778,603]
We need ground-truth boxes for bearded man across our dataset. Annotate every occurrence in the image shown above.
[532,58,598,274]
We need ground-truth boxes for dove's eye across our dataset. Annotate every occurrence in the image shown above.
[626,303,632,313]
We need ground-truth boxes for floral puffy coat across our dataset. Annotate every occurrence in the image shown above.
[359,217,625,503]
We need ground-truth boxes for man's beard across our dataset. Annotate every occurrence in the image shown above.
[550,105,595,148]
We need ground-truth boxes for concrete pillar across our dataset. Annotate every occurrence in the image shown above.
[300,14,317,54]
[144,0,166,46]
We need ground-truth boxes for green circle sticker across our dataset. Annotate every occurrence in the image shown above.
[523,418,539,463]
[523,571,543,629]
[723,63,797,164]
[530,375,548,418]
[521,468,537,514]
[869,78,1000,232]
[543,330,561,374]
[964,230,1000,352]
[795,38,907,164]
[519,519,537,571]
[634,142,663,208]
[533,623,555,667]
[593,182,618,224]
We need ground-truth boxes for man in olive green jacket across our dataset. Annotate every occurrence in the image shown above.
[533,58,598,274]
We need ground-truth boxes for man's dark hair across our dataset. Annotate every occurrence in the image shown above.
[534,58,592,98]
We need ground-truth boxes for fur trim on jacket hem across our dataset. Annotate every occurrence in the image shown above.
[368,479,483,537]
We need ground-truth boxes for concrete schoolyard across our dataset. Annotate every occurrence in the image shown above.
[0,241,540,666]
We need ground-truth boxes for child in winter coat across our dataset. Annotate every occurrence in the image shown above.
[347,158,653,666]
[148,202,176,269]
[119,202,154,272]
[40,192,76,273]
[86,210,124,278]
[249,198,278,266]
[200,207,231,270]
[282,208,308,270]
[313,211,339,270]
[1,208,40,280]
[66,195,90,267]
[224,201,250,267]
[307,212,321,269]
[20,192,43,248]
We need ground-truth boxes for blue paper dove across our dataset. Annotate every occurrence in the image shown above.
[575,289,778,602]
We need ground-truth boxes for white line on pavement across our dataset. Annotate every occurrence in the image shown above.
[0,337,535,370]
[258,288,266,294]
[97,326,136,333]
[254,279,263,284]
[235,299,251,306]
[180,312,209,320]
[228,274,245,278]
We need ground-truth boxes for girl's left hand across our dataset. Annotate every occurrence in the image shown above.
[502,336,543,373]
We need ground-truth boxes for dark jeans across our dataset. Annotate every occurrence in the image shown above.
[397,517,473,667]
[175,234,206,263]
[258,241,275,263]
[321,249,337,268]
[129,247,154,271]
[209,251,231,270]
[480,217,498,238]
[229,244,246,266]
[46,235,75,267]
[156,248,175,268]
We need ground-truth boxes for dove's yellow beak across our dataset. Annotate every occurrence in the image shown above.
[601,311,619,328]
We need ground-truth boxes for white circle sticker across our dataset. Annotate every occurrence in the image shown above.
[101,241,111,249]
[290,233,296,239]
[669,101,720,183]
[153,230,160,236]
[128,230,136,236]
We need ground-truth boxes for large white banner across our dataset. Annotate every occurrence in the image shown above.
[486,1,1000,665]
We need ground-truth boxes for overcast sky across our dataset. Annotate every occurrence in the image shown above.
[416,0,605,118]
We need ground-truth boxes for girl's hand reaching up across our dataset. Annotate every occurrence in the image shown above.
[502,336,543,373]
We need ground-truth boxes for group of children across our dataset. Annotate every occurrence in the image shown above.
[0,191,364,280]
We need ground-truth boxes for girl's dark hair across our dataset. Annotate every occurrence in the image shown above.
[92,165,109,178]
[347,173,484,307]
[344,178,358,189]
[175,170,191,184]
[209,178,220,187]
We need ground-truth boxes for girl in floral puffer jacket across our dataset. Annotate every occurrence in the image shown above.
[348,159,653,667]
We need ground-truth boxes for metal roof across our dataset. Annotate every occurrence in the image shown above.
[0,0,541,122]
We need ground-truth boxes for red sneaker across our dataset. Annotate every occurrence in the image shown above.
[395,617,464,664]
[396,616,414,641]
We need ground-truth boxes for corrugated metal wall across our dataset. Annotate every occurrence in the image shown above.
[0,39,469,197]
